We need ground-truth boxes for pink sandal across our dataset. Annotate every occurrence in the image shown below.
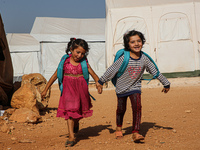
[115,131,123,139]
[132,133,144,142]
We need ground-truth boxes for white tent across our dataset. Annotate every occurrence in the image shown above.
[31,17,106,81]
[106,0,200,75]
[7,33,41,81]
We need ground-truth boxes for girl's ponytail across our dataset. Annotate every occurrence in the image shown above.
[66,38,76,54]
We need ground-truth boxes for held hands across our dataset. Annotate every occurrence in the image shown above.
[96,81,103,94]
[162,87,170,93]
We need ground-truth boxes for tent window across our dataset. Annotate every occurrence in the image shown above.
[113,17,148,46]
[159,13,191,42]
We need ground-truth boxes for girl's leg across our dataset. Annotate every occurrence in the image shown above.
[129,93,142,133]
[116,96,128,131]
[74,119,79,133]
[129,93,144,142]
[66,118,75,141]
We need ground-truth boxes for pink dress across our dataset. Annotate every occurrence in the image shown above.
[56,56,93,120]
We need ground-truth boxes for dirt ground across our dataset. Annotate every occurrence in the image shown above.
[0,77,200,150]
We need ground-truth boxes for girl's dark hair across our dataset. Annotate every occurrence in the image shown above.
[66,38,89,55]
[123,30,146,50]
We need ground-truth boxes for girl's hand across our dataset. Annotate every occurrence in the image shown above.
[162,87,170,93]
[41,91,47,100]
[97,86,102,94]
[96,82,103,94]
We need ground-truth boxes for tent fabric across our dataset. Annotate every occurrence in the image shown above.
[105,0,200,73]
[6,18,106,82]
[158,13,191,42]
[7,34,40,52]
[40,42,106,81]
[30,17,106,81]
[106,0,200,9]
[10,52,40,76]
[0,14,13,106]
[31,17,105,42]
[7,34,41,78]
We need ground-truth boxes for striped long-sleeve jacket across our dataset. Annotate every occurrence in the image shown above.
[98,53,170,97]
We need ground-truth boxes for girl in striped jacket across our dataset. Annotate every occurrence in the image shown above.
[97,30,170,142]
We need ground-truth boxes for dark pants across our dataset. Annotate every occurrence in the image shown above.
[116,93,141,133]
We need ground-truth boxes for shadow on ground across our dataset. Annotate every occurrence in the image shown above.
[123,122,173,137]
[74,124,114,143]
[40,107,58,115]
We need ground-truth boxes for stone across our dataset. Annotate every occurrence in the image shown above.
[9,108,41,123]
[1,123,9,133]
[11,137,17,141]
[19,139,36,143]
[11,73,50,114]
[185,110,191,113]
[3,108,16,118]
[172,129,177,133]
[10,126,15,130]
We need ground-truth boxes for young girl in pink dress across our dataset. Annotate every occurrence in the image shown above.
[41,38,102,147]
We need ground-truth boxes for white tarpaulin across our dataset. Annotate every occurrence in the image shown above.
[106,0,200,73]
[31,17,106,81]
[7,34,40,79]
[30,17,105,42]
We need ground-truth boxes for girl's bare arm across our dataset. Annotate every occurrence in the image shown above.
[41,69,58,99]
[88,64,102,94]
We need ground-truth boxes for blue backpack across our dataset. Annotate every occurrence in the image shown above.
[57,54,95,100]
[111,49,160,86]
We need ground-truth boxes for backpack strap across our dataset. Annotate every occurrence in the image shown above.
[111,49,130,86]
[57,55,95,100]
[111,49,160,86]
[80,57,96,101]
[116,49,130,78]
[57,54,69,94]
[141,51,160,83]
[80,57,89,84]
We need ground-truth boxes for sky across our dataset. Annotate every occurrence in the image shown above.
[0,0,106,33]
